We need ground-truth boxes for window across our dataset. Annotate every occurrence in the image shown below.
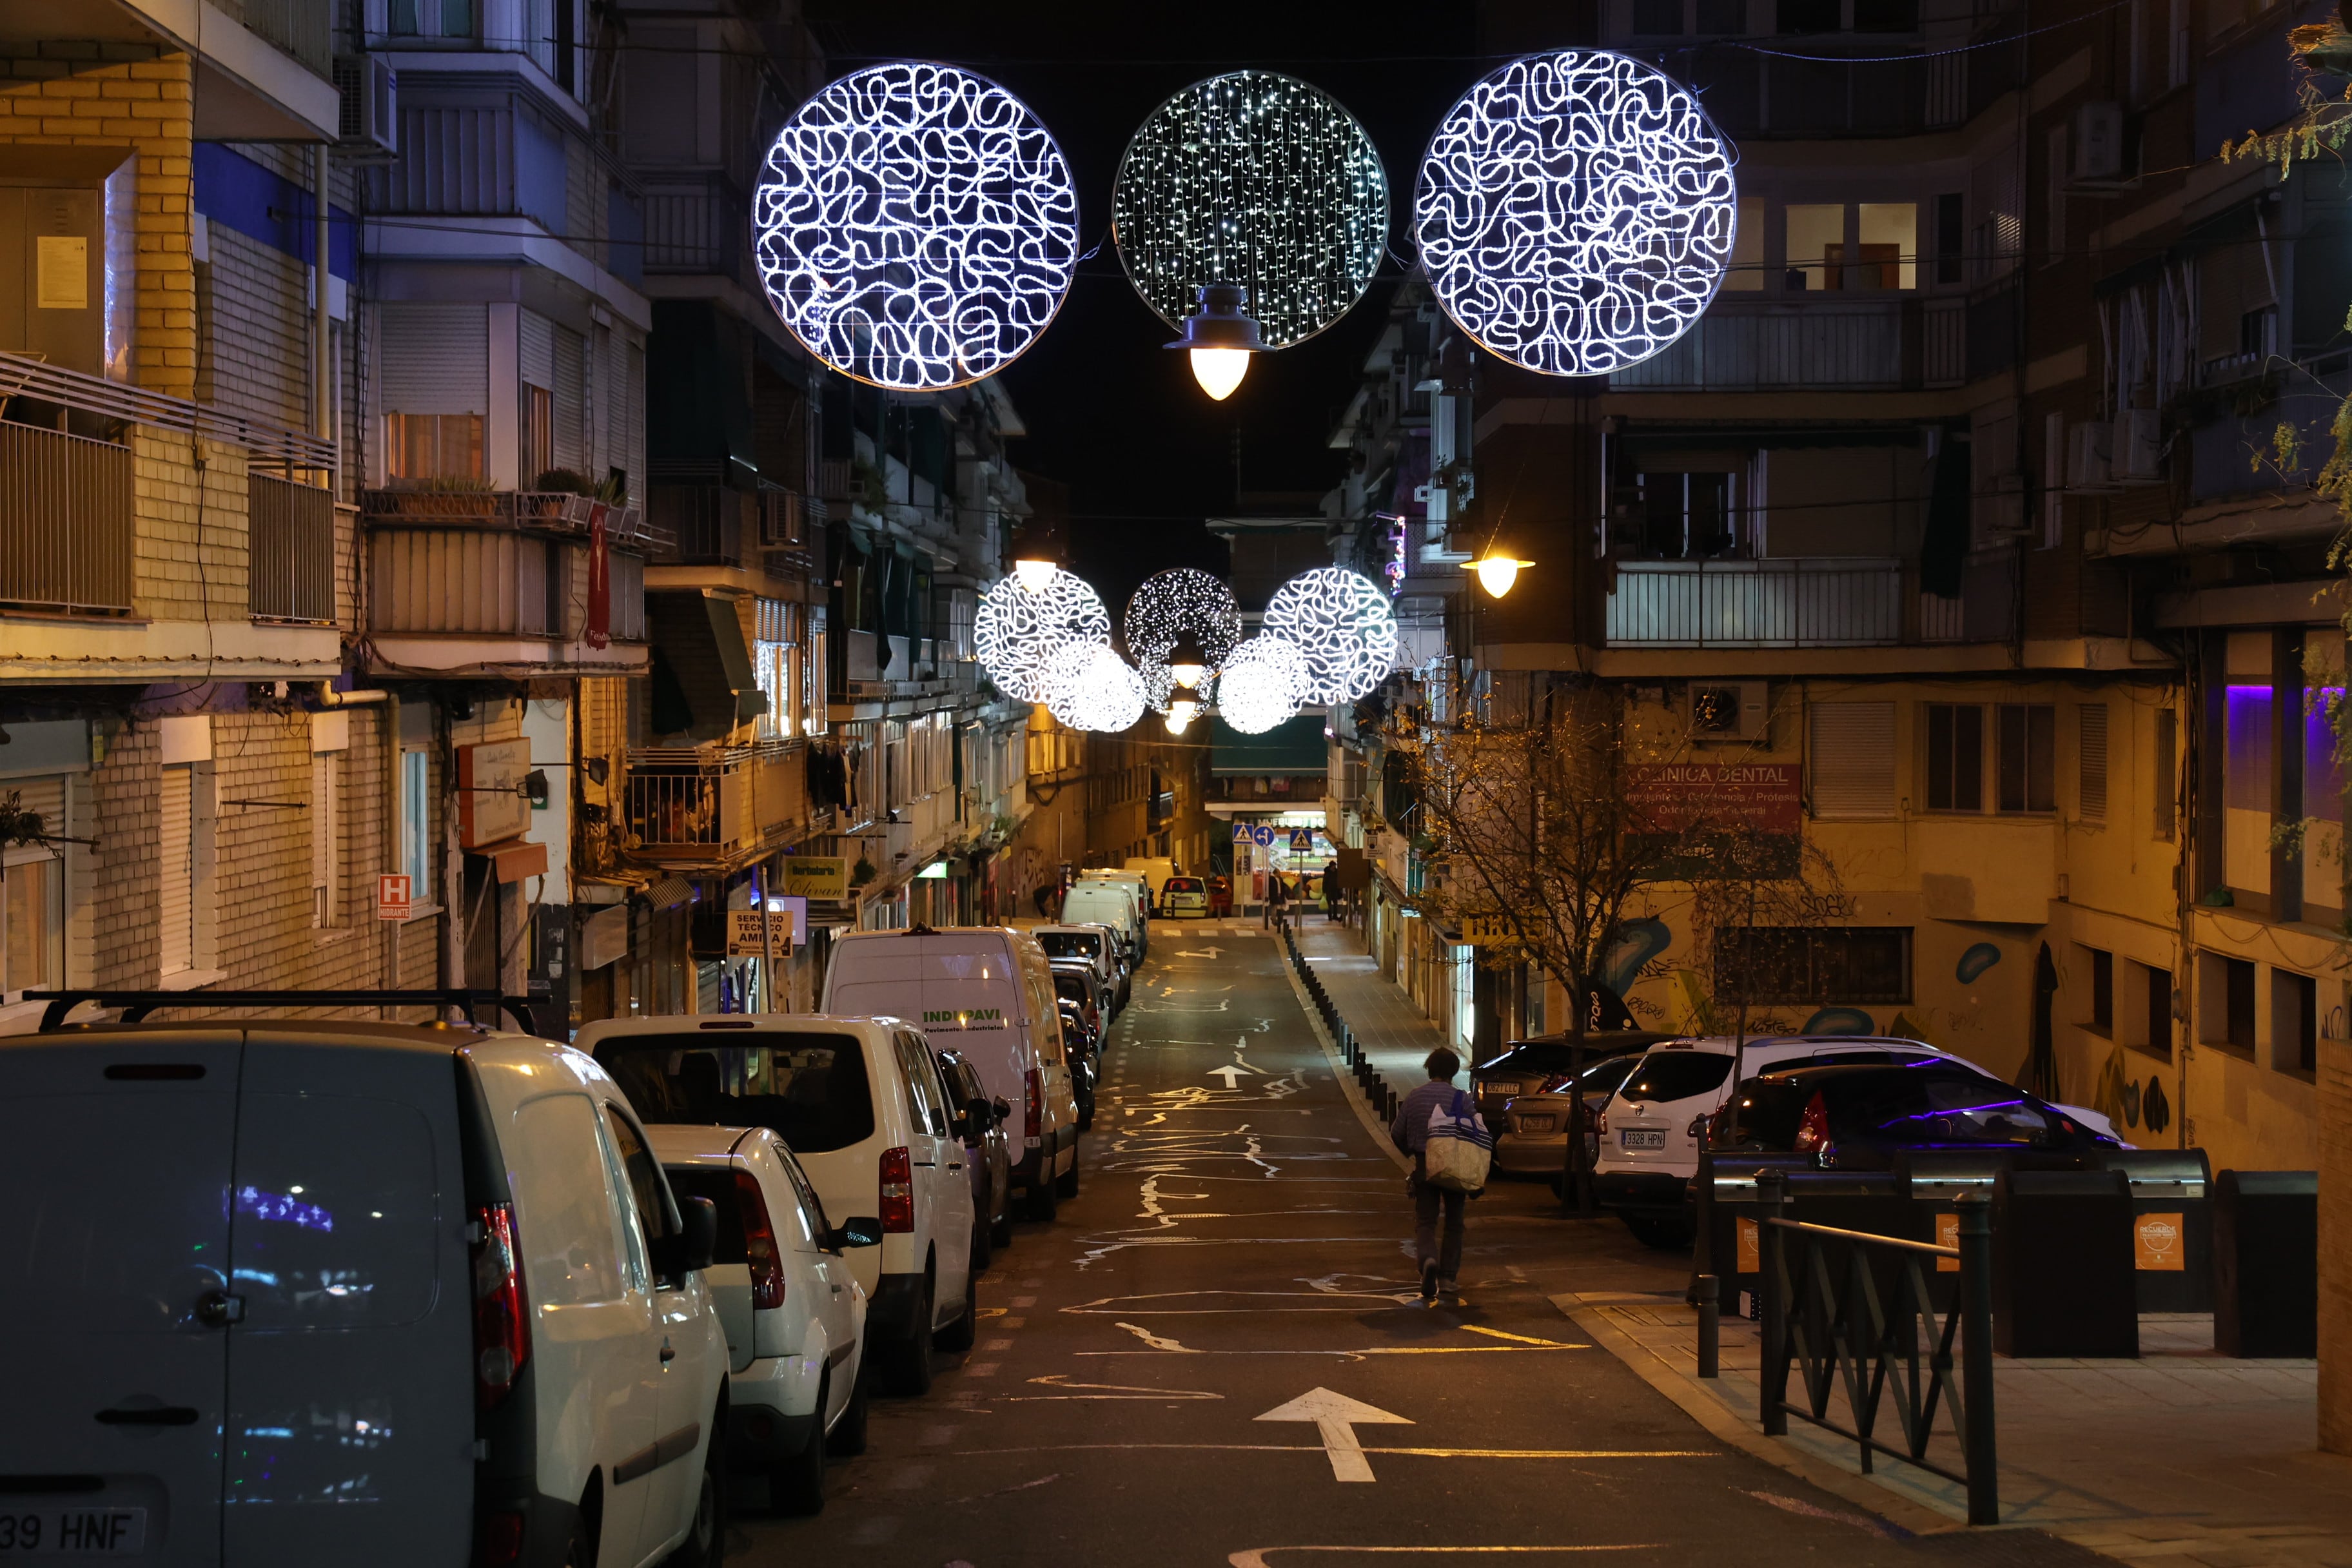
[1850,204,1917,289]
[1785,204,1843,290]
[1711,926,1912,1004]
[1810,702,1896,819]
[1724,197,1764,291]
[2081,945,2113,1035]
[1852,0,1917,29]
[2,846,61,1001]
[1935,193,1965,285]
[387,0,475,36]
[1996,703,2055,813]
[591,1036,877,1153]
[754,598,798,741]
[1634,470,1741,558]
[594,1102,657,1291]
[1632,0,1682,32]
[524,384,554,482]
[382,413,483,481]
[2135,961,2173,1060]
[2274,970,2317,1076]
[1778,0,1839,30]
[1925,703,1984,811]
[2224,680,2270,890]
[803,605,829,736]
[2198,952,2256,1055]
[2077,703,2108,820]
[2153,708,2177,839]
[161,762,196,976]
[1696,0,1743,30]
[311,749,341,928]
[401,749,431,898]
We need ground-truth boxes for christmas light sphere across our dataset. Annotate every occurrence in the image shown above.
[1414,50,1736,377]
[1113,70,1389,351]
[1043,641,1146,733]
[1262,566,1399,705]
[1124,567,1241,663]
[1217,634,1309,734]
[753,63,1081,390]
[974,567,1109,702]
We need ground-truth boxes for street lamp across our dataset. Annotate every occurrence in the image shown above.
[1472,555,1534,599]
[1164,630,1210,692]
[1166,697,1200,735]
[1013,556,1060,594]
[1167,282,1266,402]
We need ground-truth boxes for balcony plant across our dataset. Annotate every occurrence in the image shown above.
[386,473,499,518]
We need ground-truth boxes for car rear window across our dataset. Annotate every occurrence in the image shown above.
[1617,1052,1736,1104]
[1052,972,1088,1003]
[661,1167,750,1266]
[594,1035,875,1153]
[1037,932,1101,962]
[1166,877,1204,893]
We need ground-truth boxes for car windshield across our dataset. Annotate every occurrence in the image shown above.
[594,1035,874,1153]
[660,1168,752,1266]
[1617,1052,1736,1104]
[1037,932,1101,962]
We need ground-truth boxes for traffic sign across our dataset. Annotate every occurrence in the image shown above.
[1231,823,1255,843]
[1289,828,1314,850]
[376,874,412,921]
[1251,825,1277,848]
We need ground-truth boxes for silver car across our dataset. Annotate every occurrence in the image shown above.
[1493,1055,1643,1177]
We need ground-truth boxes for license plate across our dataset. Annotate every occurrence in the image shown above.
[1517,1116,1558,1134]
[0,1507,146,1555]
[1619,1128,1667,1150]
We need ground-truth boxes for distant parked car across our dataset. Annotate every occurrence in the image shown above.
[1160,874,1210,917]
[1050,961,1107,1050]
[1469,1031,1676,1126]
[652,1124,879,1516]
[1059,1000,1097,1128]
[1712,1061,2123,1167]
[936,1048,1015,1259]
[1493,1053,1644,1178]
[1032,922,1128,1010]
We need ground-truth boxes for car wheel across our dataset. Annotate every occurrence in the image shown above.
[1055,1143,1080,1199]
[1624,1213,1695,1250]
[1026,1173,1058,1222]
[660,1412,727,1567]
[826,1360,869,1457]
[932,1266,978,1352]
[770,1377,828,1517]
[969,1215,992,1271]
[885,1275,934,1396]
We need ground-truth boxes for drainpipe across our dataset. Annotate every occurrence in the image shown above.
[315,143,332,448]
[316,682,388,707]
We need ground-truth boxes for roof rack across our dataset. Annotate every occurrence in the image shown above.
[26,988,556,1035]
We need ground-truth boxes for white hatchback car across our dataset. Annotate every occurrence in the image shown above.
[580,1015,979,1398]
[652,1125,877,1516]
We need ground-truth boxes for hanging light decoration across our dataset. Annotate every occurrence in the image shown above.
[1113,70,1389,354]
[1472,555,1534,598]
[1042,641,1147,733]
[974,567,1109,702]
[1217,634,1310,734]
[1124,568,1241,708]
[1166,283,1267,400]
[1012,556,1061,593]
[1165,697,1201,736]
[1262,566,1399,706]
[1414,50,1736,377]
[752,63,1081,390]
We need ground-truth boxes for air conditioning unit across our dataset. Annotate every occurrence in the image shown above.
[333,55,397,156]
[1690,680,1767,743]
[2073,101,2125,182]
[2068,419,2117,493]
[2112,407,2162,484]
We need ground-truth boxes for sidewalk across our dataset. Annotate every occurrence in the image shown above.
[1290,916,1453,1087]
[1558,1289,2349,1568]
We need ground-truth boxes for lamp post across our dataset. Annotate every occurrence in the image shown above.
[1168,282,1267,401]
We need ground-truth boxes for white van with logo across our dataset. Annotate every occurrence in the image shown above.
[823,927,1083,1220]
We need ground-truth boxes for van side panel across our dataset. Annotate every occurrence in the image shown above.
[823,934,1038,1110]
[222,1040,473,1564]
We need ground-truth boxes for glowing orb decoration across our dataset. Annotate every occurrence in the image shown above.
[974,567,1109,702]
[1414,50,1736,377]
[1042,641,1146,732]
[753,63,1081,390]
[1123,568,1242,665]
[1217,634,1309,734]
[1262,567,1399,705]
[1113,71,1389,350]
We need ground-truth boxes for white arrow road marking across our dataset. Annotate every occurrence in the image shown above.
[1174,946,1227,959]
[1207,1063,1262,1087]
[1254,1387,1412,1482]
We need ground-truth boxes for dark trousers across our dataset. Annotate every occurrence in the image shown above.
[1413,1170,1466,1282]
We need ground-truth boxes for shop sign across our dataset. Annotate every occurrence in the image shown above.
[1460,912,1519,948]
[457,740,532,848]
[783,856,848,901]
[1624,761,1802,875]
[1936,1211,1960,1273]
[727,908,800,957]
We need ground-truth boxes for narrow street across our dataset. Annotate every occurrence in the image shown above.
[736,934,2061,1566]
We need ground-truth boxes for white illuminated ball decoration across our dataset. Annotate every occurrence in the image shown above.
[753,63,1080,390]
[1043,642,1147,733]
[1124,567,1242,665]
[975,567,1109,703]
[1414,50,1736,377]
[1217,634,1309,734]
[1262,567,1399,706]
[1113,71,1389,351]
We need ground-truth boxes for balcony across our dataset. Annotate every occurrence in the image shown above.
[247,472,335,623]
[641,173,750,283]
[1605,554,2014,648]
[0,422,133,615]
[1609,297,1966,393]
[645,480,811,577]
[625,742,808,870]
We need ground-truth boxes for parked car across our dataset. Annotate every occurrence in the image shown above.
[1049,960,1106,1051]
[1712,1060,2124,1166]
[1160,874,1211,917]
[0,1014,730,1568]
[1469,1030,1676,1126]
[1063,879,1144,963]
[582,1014,979,1398]
[823,926,1083,1221]
[1492,1052,1645,1177]
[652,1124,880,1516]
[1059,999,1097,1128]
[936,1048,1015,1258]
[1031,921,1128,1010]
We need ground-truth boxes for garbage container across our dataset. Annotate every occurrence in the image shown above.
[2213,1170,2317,1358]
[1894,1150,2015,1314]
[1993,1167,2138,1358]
[1699,1155,1815,1318]
[2102,1149,2212,1313]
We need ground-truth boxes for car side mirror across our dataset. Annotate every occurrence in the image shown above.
[830,1216,883,1250]
[992,1097,1012,1123]
[652,1194,718,1277]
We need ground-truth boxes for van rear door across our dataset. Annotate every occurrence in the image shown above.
[0,1030,244,1567]
[220,1036,473,1563]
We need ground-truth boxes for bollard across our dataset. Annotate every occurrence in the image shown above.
[1955,1191,1999,1526]
[1696,1274,1720,1378]
[1757,1171,1788,1436]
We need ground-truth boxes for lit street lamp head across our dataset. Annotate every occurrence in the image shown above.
[1473,556,1533,599]
[1168,282,1266,401]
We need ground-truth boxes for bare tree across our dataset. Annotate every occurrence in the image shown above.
[1684,825,1854,1095]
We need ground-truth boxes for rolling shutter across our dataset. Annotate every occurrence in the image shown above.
[378,302,488,416]
[520,309,554,396]
[2079,703,2108,821]
[160,764,192,975]
[553,324,585,473]
[1810,701,1896,819]
[624,340,645,500]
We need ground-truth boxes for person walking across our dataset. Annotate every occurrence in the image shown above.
[1391,1047,1471,1300]
[1262,868,1285,930]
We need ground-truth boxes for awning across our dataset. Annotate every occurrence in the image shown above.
[468,838,548,884]
[645,876,700,911]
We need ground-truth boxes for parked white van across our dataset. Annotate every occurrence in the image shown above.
[823,926,1083,1220]
[1061,880,1143,963]
[580,1014,979,1396]
[0,1017,731,1568]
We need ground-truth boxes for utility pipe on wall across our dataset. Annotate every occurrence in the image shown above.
[315,143,332,446]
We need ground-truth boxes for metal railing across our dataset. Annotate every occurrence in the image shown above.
[1755,1172,1999,1525]
[624,743,807,858]
[360,487,654,547]
[221,0,333,74]
[1607,558,1903,647]
[248,472,335,623]
[1,351,334,473]
[0,422,134,614]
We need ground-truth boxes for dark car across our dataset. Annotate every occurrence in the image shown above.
[1057,999,1097,1128]
[1712,1061,2121,1168]
[937,1049,1015,1256]
[1471,1031,1678,1127]
[1049,962,1106,1053]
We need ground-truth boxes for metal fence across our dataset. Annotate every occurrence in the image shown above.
[0,422,134,614]
[248,471,335,623]
[1607,558,1904,647]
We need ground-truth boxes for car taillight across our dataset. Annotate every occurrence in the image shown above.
[470,1202,530,1411]
[1024,1068,1043,1142]
[479,1509,526,1565]
[735,1170,785,1310]
[1595,1106,1609,1137]
[879,1146,914,1233]
[1536,1073,1571,1094]
[1794,1091,1831,1154]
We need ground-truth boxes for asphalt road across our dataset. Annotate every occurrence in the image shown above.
[733,932,2093,1568]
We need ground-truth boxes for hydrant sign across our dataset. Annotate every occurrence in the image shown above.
[377,874,413,921]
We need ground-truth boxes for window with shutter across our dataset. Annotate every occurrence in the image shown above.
[313,751,341,928]
[1810,701,1896,818]
[161,764,193,975]
[554,324,585,474]
[380,302,490,480]
[2079,703,2109,821]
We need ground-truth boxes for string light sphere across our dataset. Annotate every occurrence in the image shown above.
[1113,71,1389,351]
[974,567,1110,702]
[753,63,1081,390]
[1217,634,1309,734]
[1123,567,1242,665]
[1262,567,1400,705]
[1042,641,1147,733]
[1414,50,1736,377]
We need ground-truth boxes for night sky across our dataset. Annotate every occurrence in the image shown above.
[805,0,1482,612]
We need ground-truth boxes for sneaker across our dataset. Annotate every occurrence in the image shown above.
[1439,1279,1460,1298]
[1420,1261,1439,1301]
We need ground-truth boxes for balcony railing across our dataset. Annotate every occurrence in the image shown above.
[1607,556,2015,647]
[0,351,334,474]
[1609,298,1966,393]
[0,422,133,614]
[222,0,333,74]
[641,173,749,280]
[645,482,806,567]
[248,473,335,623]
[360,487,653,546]
[625,743,807,860]
[362,489,652,644]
